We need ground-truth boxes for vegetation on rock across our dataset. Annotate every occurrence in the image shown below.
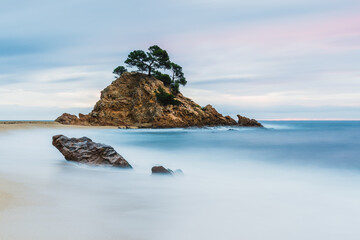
[117,45,187,94]
[155,87,181,106]
[113,66,127,78]
[152,70,172,86]
[165,62,187,94]
[56,72,263,128]
[125,45,171,76]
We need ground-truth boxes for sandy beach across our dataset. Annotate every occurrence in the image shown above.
[0,121,116,214]
[0,123,32,211]
[0,189,12,212]
[0,121,57,131]
[0,177,21,213]
[0,121,117,132]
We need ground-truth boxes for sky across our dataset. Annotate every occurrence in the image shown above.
[0,0,359,120]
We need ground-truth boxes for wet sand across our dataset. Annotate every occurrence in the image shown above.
[0,190,12,212]
[0,121,57,131]
[0,121,117,132]
[0,178,20,212]
[0,121,116,213]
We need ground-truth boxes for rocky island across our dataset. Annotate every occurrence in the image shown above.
[56,45,262,128]
[56,72,262,128]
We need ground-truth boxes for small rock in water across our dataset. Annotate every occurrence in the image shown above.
[151,166,174,175]
[118,126,138,129]
[52,135,132,168]
[151,166,184,176]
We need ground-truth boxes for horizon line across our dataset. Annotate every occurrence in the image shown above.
[259,118,360,121]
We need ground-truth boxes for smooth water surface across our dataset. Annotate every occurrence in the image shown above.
[0,121,360,240]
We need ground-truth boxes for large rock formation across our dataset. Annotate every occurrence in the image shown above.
[56,72,262,128]
[52,135,131,168]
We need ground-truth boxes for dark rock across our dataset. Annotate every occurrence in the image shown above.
[55,113,79,125]
[52,135,131,168]
[237,114,263,127]
[151,166,173,175]
[56,113,90,125]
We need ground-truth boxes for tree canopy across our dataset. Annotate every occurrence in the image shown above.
[169,62,187,93]
[125,45,171,76]
[116,45,187,96]
[113,66,127,78]
[152,70,172,86]
[170,63,187,86]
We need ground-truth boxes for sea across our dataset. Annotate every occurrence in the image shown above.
[0,121,359,240]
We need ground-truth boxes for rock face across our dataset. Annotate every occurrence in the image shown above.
[151,166,173,175]
[237,115,263,127]
[52,135,131,168]
[151,166,183,175]
[56,72,262,128]
[55,113,82,125]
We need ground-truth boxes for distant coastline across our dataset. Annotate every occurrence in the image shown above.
[0,121,55,124]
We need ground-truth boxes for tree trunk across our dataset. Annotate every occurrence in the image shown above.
[148,67,152,76]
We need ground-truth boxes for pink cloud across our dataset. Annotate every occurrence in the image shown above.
[165,11,360,54]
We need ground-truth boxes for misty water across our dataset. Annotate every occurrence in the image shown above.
[0,121,360,240]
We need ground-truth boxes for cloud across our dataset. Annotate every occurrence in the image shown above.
[0,88,99,108]
[0,0,359,119]
[0,105,92,120]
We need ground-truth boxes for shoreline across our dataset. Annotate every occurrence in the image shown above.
[0,121,118,132]
[0,121,264,131]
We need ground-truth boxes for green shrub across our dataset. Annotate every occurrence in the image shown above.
[155,87,181,106]
[152,71,172,86]
[113,66,127,78]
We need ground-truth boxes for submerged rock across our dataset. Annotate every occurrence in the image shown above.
[56,72,261,128]
[52,135,131,168]
[173,169,184,176]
